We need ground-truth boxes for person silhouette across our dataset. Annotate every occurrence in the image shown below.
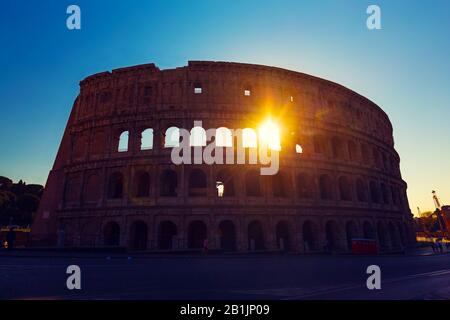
[203,238,209,254]
[6,227,16,250]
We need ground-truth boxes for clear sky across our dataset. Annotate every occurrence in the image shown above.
[0,0,449,214]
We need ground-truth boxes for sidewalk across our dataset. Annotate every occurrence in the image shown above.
[1,246,449,259]
[404,245,450,256]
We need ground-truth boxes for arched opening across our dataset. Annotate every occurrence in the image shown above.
[216,127,233,147]
[361,144,370,163]
[158,221,177,250]
[248,220,264,251]
[190,126,207,147]
[188,220,207,249]
[134,171,150,197]
[356,179,367,202]
[85,174,101,202]
[372,148,381,168]
[216,169,235,197]
[245,170,261,197]
[140,128,153,150]
[219,220,236,251]
[188,169,207,197]
[103,221,120,246]
[273,171,290,198]
[194,82,202,94]
[338,176,352,201]
[258,119,281,151]
[64,176,79,204]
[297,172,314,199]
[244,85,252,96]
[345,221,358,250]
[164,126,180,147]
[314,135,326,154]
[302,220,318,251]
[363,221,375,239]
[325,220,341,251]
[348,140,357,161]
[397,222,406,246]
[332,137,344,159]
[370,181,380,203]
[389,222,400,248]
[276,221,291,251]
[129,220,148,250]
[118,131,129,152]
[91,130,105,156]
[381,183,390,204]
[398,189,405,208]
[73,135,86,160]
[108,172,124,199]
[391,186,398,205]
[382,153,388,170]
[403,223,410,245]
[160,169,177,197]
[319,174,333,200]
[242,128,257,148]
[377,222,390,251]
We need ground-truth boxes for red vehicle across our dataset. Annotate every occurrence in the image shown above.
[351,238,378,255]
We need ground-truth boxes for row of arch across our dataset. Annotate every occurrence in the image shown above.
[97,169,405,207]
[313,135,397,172]
[112,128,397,170]
[103,219,408,252]
[117,126,259,152]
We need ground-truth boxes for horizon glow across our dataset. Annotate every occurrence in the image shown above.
[0,0,449,215]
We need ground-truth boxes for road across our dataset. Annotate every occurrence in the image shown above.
[1,252,450,300]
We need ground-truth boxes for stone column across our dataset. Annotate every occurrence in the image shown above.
[237,219,246,252]
[266,219,277,250]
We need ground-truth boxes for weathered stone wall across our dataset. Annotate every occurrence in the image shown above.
[31,61,415,253]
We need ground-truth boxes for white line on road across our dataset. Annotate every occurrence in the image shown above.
[282,269,450,299]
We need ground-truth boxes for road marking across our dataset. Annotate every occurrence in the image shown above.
[283,268,450,299]
[228,286,338,297]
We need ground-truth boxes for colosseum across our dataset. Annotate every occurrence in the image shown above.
[31,61,416,253]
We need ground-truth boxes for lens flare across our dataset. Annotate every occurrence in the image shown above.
[258,119,281,151]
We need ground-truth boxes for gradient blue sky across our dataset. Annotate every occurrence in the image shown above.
[0,0,449,214]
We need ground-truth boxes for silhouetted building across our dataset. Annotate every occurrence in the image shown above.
[31,61,415,252]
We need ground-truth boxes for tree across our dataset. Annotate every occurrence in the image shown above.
[0,177,43,227]
[17,193,40,213]
[0,176,13,190]
[418,211,440,233]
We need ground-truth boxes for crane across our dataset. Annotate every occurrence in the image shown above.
[432,190,447,238]
[433,190,442,211]
[417,207,431,236]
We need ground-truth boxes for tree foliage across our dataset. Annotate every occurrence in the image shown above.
[418,211,441,233]
[0,177,43,227]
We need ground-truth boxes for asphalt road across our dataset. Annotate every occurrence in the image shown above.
[1,253,450,300]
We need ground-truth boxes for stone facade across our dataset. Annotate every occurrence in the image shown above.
[31,61,416,253]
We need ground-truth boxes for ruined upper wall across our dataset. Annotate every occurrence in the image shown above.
[74,61,393,144]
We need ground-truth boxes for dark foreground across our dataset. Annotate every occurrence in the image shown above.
[1,251,450,300]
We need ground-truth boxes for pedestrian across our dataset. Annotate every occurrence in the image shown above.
[438,241,444,253]
[203,238,209,254]
[324,240,331,254]
[6,227,16,251]
[433,241,438,253]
